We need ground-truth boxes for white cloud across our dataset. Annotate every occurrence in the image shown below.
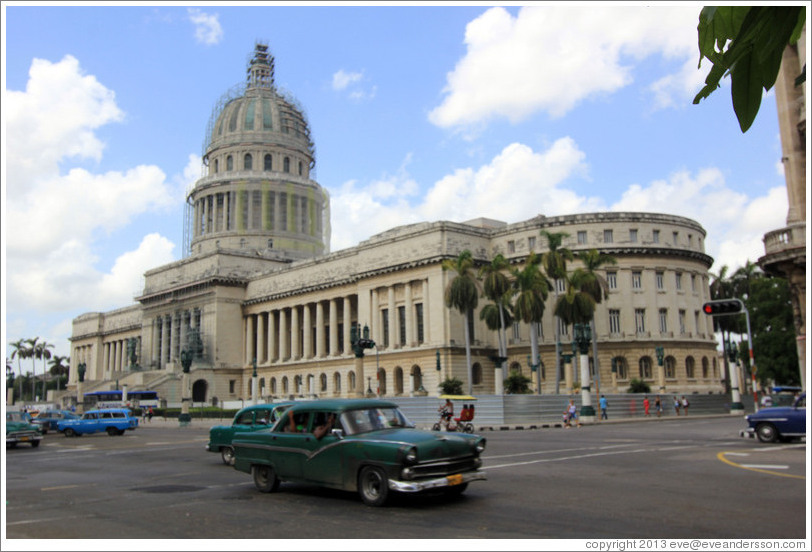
[610,168,787,271]
[188,8,223,46]
[331,69,376,101]
[4,55,182,318]
[429,5,700,129]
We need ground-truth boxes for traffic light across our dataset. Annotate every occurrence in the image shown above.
[702,299,744,316]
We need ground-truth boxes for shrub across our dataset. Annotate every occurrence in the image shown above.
[627,378,651,393]
[504,370,532,394]
[439,377,464,395]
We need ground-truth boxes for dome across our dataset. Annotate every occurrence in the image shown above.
[203,43,315,168]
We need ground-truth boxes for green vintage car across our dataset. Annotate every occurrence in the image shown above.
[232,399,487,506]
[6,411,44,448]
[207,402,293,465]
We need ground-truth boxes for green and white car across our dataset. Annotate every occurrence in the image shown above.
[232,399,486,506]
[6,411,44,448]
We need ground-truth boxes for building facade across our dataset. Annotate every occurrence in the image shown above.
[67,45,722,406]
[758,24,807,390]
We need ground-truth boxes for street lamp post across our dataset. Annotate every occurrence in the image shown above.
[573,323,595,422]
[251,357,259,405]
[77,363,86,414]
[726,341,744,413]
[655,346,665,394]
[179,349,193,426]
[350,324,376,397]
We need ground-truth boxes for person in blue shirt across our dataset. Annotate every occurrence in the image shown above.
[599,395,609,420]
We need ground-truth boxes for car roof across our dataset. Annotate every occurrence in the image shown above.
[87,408,131,413]
[286,398,399,413]
[237,402,294,413]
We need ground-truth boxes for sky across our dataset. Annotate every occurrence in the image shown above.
[2,2,804,373]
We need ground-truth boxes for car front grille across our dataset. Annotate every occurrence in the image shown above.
[411,455,480,478]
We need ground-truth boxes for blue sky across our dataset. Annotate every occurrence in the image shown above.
[2,3,799,369]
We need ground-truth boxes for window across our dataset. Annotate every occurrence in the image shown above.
[229,380,236,394]
[226,155,233,171]
[264,154,272,171]
[686,356,696,379]
[244,153,253,170]
[679,309,686,335]
[603,229,613,243]
[284,157,290,173]
[556,278,566,293]
[675,272,683,290]
[656,271,665,290]
[472,363,482,385]
[415,303,424,344]
[214,159,219,173]
[652,230,660,243]
[673,231,679,244]
[614,357,628,380]
[298,161,303,175]
[609,309,621,334]
[512,321,520,341]
[577,231,587,245]
[695,311,701,334]
[665,356,676,379]
[691,274,696,292]
[398,306,406,346]
[629,229,638,243]
[558,318,569,337]
[632,271,642,289]
[607,271,617,290]
[528,236,536,250]
[659,308,668,333]
[320,373,327,392]
[635,309,646,334]
[507,240,515,253]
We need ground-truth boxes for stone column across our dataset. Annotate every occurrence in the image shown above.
[179,311,188,356]
[316,301,325,358]
[291,306,300,360]
[388,287,396,348]
[279,308,288,361]
[268,310,276,362]
[245,315,254,366]
[257,312,266,364]
[405,283,413,347]
[152,319,160,369]
[343,297,352,355]
[329,299,338,356]
[303,304,312,359]
[422,279,430,344]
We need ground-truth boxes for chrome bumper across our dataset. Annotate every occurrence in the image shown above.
[740,428,755,438]
[388,470,486,493]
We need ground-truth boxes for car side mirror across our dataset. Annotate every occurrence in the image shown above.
[331,428,344,439]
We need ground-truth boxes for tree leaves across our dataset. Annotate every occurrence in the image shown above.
[693,6,806,132]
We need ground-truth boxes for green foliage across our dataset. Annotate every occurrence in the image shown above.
[694,6,806,132]
[504,370,532,394]
[439,377,464,396]
[627,378,651,393]
[743,276,800,386]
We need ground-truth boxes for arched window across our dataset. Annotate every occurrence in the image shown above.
[411,365,422,392]
[378,368,387,396]
[333,372,342,395]
[613,356,629,380]
[282,376,288,394]
[264,154,272,171]
[298,161,303,175]
[394,367,403,395]
[702,357,710,379]
[294,375,303,394]
[320,373,327,393]
[349,371,356,391]
[686,356,696,379]
[259,377,265,395]
[226,155,233,171]
[283,157,290,173]
[270,377,277,395]
[244,153,252,170]
[472,362,482,385]
[214,159,219,173]
[665,356,676,379]
[639,356,653,380]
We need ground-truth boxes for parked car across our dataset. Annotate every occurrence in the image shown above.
[31,409,79,434]
[742,392,806,443]
[232,399,487,506]
[6,411,44,448]
[57,408,139,437]
[207,402,293,465]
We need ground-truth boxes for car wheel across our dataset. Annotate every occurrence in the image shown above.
[252,464,279,493]
[107,427,118,436]
[118,428,126,436]
[358,466,389,507]
[756,423,778,443]
[64,428,76,438]
[431,423,441,431]
[221,446,236,466]
[31,440,41,448]
[463,424,474,434]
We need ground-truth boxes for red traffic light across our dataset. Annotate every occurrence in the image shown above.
[702,299,744,316]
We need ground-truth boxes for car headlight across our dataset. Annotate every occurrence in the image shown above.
[404,446,418,464]
[475,438,486,454]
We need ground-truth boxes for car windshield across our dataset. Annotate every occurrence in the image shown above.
[7,412,26,423]
[339,407,414,435]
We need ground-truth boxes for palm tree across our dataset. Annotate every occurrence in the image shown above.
[24,337,40,401]
[35,340,54,401]
[732,260,762,300]
[48,354,70,391]
[479,254,512,394]
[540,230,573,393]
[511,252,552,394]
[577,248,617,394]
[9,339,27,401]
[709,265,734,392]
[442,250,481,395]
[555,268,598,415]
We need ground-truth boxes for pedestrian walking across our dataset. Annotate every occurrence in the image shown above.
[643,395,651,417]
[147,406,154,423]
[673,396,681,416]
[655,395,662,417]
[681,396,690,415]
[599,395,608,420]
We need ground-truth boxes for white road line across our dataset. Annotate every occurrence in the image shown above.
[486,447,650,469]
[740,464,789,470]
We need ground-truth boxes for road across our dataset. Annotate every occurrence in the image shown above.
[4,415,806,541]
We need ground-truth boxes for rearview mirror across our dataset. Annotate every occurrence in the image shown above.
[331,428,345,439]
